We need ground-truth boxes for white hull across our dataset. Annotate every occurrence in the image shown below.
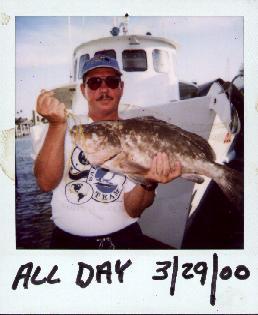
[118,94,236,248]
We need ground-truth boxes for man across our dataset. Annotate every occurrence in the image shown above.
[34,55,181,249]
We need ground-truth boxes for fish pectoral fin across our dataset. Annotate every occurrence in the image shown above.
[108,151,149,174]
[101,151,148,175]
[181,173,205,184]
[127,175,146,185]
[118,157,150,175]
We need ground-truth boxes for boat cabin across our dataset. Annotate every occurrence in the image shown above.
[71,35,179,114]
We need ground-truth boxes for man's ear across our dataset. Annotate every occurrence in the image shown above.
[121,81,125,98]
[80,83,87,99]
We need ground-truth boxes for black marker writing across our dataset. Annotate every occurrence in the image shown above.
[152,253,250,306]
[12,262,60,290]
[115,259,133,283]
[76,262,94,288]
[170,256,178,296]
[152,261,172,280]
[210,253,218,306]
[234,265,251,280]
[96,261,112,284]
[75,259,132,288]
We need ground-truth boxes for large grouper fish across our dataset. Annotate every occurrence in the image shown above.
[71,116,243,210]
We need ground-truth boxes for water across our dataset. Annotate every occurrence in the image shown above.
[16,136,54,249]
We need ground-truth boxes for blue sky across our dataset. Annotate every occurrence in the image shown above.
[16,16,243,118]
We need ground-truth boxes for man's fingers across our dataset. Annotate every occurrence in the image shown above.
[169,161,182,178]
[151,155,158,174]
[38,89,52,99]
[144,153,182,184]
[161,152,170,176]
[157,155,182,183]
[37,91,59,113]
[156,153,163,175]
[36,89,67,124]
[37,90,54,110]
[56,102,66,117]
[157,152,174,177]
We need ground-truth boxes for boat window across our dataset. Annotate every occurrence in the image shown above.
[94,50,116,59]
[73,58,78,81]
[152,49,169,73]
[122,50,147,72]
[78,54,90,79]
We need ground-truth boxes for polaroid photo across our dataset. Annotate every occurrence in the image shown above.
[0,0,258,313]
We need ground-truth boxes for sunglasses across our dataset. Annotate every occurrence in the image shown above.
[86,76,121,90]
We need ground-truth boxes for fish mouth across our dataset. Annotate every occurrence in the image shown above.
[101,152,120,164]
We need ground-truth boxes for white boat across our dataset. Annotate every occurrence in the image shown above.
[32,19,242,248]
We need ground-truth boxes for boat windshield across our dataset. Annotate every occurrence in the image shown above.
[94,49,116,59]
[122,49,147,72]
[73,58,78,81]
[153,49,169,73]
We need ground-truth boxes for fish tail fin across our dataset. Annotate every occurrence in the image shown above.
[213,163,243,211]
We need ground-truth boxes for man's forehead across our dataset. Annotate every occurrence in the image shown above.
[86,67,119,77]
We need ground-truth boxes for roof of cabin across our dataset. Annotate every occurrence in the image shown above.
[73,34,178,56]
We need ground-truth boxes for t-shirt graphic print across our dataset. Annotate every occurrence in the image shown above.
[65,146,126,205]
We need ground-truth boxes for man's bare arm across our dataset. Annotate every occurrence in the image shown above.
[124,184,156,218]
[34,90,67,192]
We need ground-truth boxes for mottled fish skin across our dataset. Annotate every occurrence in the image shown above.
[71,116,243,210]
[71,122,122,165]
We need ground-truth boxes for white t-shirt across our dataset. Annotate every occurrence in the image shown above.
[31,115,138,236]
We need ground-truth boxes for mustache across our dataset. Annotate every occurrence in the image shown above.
[96,94,113,101]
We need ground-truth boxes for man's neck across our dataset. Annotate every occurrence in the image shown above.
[88,112,119,122]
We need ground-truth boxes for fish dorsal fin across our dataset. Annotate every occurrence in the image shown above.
[176,127,216,161]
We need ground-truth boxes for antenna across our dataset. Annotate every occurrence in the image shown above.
[113,16,117,27]
[68,16,73,81]
[110,14,129,36]
[120,13,129,35]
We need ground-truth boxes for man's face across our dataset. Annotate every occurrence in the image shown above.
[80,67,124,120]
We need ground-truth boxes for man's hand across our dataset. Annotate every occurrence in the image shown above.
[36,89,67,125]
[34,89,68,192]
[144,152,182,184]
[124,153,182,217]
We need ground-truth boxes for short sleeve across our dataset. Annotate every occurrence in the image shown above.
[30,124,49,160]
[123,176,137,193]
